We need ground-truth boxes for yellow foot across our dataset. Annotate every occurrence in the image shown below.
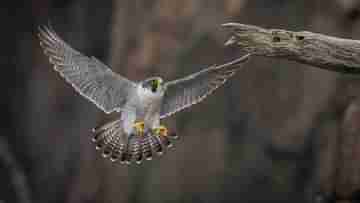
[153,125,168,137]
[133,121,145,135]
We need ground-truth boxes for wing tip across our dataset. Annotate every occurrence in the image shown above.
[217,53,251,69]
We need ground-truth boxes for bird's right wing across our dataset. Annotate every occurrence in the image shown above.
[160,54,250,119]
[38,25,137,114]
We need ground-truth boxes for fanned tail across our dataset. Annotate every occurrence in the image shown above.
[91,121,178,165]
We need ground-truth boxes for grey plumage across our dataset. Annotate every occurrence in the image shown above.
[38,24,250,165]
[38,25,136,114]
[160,55,249,119]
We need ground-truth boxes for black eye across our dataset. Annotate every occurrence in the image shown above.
[151,80,157,92]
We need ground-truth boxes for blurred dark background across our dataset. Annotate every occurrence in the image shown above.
[3,0,360,203]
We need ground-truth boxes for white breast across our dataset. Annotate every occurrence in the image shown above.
[136,86,163,106]
[135,85,163,129]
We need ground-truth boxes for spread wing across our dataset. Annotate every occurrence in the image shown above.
[38,25,137,114]
[160,54,250,119]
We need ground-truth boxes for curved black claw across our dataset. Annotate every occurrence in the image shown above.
[168,132,178,139]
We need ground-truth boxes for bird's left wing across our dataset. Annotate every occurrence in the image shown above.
[38,25,137,114]
[160,54,250,119]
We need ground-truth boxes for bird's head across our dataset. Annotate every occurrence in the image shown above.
[141,77,164,93]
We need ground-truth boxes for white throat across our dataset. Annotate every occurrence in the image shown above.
[137,85,163,103]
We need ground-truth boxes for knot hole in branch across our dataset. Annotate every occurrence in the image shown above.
[272,36,281,43]
[271,31,281,43]
[270,30,294,43]
[296,35,305,41]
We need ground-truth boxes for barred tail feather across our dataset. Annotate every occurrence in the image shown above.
[142,133,153,160]
[110,135,126,162]
[122,143,132,164]
[129,136,143,164]
[119,145,129,164]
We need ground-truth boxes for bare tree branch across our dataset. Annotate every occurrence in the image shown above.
[222,23,360,74]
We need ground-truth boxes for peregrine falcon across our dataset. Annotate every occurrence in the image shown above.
[38,25,250,165]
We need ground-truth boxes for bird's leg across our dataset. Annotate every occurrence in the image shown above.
[153,125,168,137]
[133,121,145,136]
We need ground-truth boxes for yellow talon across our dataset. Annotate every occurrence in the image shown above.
[154,125,168,137]
[133,121,145,135]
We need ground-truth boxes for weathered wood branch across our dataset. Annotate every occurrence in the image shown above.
[222,23,360,74]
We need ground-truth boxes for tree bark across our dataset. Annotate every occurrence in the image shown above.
[222,23,360,74]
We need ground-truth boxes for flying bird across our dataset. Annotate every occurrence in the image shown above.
[38,25,250,165]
